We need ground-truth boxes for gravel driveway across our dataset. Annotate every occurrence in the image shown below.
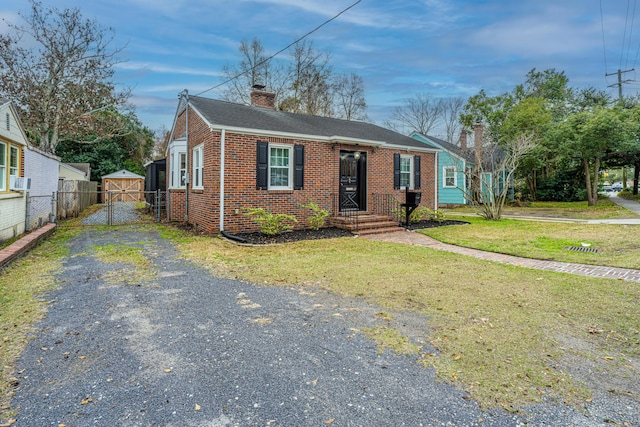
[9,227,638,426]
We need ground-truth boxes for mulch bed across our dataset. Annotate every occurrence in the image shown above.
[228,220,469,245]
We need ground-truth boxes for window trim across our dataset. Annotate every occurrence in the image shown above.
[192,144,204,189]
[268,143,293,190]
[399,154,414,190]
[9,145,19,178]
[443,166,457,188]
[0,141,6,192]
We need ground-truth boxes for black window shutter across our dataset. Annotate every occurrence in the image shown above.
[294,144,304,190]
[393,153,400,189]
[256,141,268,190]
[414,155,421,189]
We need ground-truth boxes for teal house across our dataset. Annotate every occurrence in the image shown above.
[410,132,475,207]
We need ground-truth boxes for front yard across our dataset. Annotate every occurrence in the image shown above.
[1,207,639,417]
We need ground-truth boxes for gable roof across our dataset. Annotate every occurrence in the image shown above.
[102,169,144,179]
[411,133,475,163]
[187,96,437,152]
[0,98,30,147]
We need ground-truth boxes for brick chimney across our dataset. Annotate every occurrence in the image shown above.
[473,123,483,164]
[250,85,276,110]
[458,131,467,151]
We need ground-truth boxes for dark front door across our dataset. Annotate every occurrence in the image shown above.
[339,151,366,211]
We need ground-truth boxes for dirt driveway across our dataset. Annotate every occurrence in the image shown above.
[9,227,637,426]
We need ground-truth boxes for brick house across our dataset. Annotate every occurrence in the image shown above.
[166,88,438,234]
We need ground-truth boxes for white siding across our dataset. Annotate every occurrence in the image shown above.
[0,193,26,242]
[25,148,60,196]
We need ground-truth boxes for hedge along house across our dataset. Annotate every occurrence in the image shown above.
[165,88,438,234]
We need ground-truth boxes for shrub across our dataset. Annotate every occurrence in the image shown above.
[392,206,445,224]
[244,208,298,235]
[300,200,329,230]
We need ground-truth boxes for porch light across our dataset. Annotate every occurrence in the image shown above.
[354,151,361,160]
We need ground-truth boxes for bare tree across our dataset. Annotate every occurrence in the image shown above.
[281,40,334,116]
[0,0,129,154]
[387,93,443,135]
[461,133,536,220]
[332,72,367,121]
[441,97,465,143]
[221,37,286,107]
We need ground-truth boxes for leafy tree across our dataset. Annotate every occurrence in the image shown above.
[556,106,630,206]
[56,111,154,181]
[0,0,129,154]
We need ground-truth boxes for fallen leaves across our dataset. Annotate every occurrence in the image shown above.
[195,403,201,411]
[325,418,335,424]
[0,419,16,427]
[79,396,93,405]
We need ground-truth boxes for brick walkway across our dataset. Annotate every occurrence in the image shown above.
[364,230,640,283]
[0,223,57,270]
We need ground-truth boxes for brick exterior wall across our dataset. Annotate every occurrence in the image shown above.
[168,107,436,234]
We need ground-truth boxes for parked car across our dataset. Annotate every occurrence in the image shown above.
[612,182,623,191]
[602,185,613,192]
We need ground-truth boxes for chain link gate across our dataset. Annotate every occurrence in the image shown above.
[56,190,167,227]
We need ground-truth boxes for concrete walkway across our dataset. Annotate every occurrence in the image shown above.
[364,230,640,283]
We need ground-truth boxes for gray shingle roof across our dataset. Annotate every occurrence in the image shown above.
[188,96,435,151]
[421,134,475,163]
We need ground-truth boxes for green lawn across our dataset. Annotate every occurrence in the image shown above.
[177,229,640,411]
[420,216,640,269]
[2,217,639,418]
[443,198,638,220]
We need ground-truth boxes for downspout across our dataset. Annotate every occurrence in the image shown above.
[183,90,190,222]
[219,129,226,232]
[434,151,438,211]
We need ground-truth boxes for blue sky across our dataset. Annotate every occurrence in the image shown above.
[2,0,640,135]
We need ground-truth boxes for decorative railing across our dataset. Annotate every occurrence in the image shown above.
[331,193,402,232]
[371,193,402,224]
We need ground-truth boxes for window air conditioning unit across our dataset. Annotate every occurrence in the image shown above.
[9,176,31,191]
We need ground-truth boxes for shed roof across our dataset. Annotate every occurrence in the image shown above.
[102,169,144,179]
[187,96,437,152]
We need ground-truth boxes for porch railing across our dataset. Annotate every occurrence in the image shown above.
[371,193,402,224]
[331,193,402,232]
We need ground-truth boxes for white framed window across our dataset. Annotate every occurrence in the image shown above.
[400,155,413,189]
[170,150,187,189]
[0,141,6,191]
[9,146,18,178]
[179,152,187,187]
[268,144,293,190]
[192,144,204,189]
[443,166,456,188]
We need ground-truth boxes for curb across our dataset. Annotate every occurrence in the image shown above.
[0,223,57,271]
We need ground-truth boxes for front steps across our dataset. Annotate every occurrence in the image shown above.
[330,214,404,235]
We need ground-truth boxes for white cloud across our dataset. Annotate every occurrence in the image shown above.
[115,62,223,78]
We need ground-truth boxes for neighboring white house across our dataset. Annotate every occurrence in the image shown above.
[0,98,29,242]
[59,162,90,181]
[24,145,60,230]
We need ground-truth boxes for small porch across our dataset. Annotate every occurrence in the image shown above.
[330,193,404,235]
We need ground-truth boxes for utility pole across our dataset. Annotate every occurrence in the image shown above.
[606,68,634,101]
[606,68,634,190]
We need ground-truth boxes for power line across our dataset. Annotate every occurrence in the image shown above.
[600,0,609,74]
[624,0,637,68]
[621,0,632,69]
[194,0,362,97]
